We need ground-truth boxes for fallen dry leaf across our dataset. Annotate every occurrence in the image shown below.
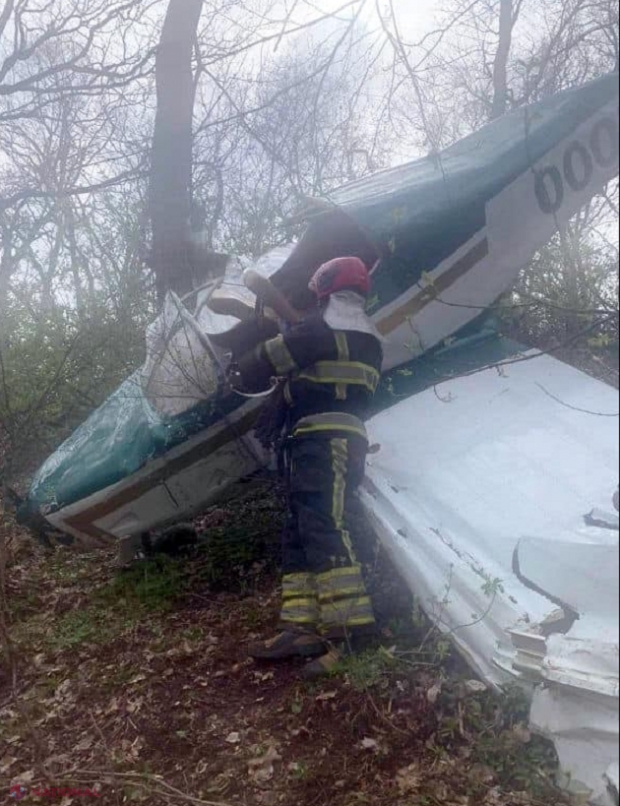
[360,737,380,752]
[463,679,487,695]
[397,763,422,795]
[73,735,94,752]
[11,769,35,786]
[127,696,144,714]
[0,756,18,774]
[316,690,338,702]
[248,747,282,786]
[1,494,572,806]
[427,680,443,705]
[513,723,532,744]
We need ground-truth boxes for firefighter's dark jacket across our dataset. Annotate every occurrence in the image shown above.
[237,313,383,427]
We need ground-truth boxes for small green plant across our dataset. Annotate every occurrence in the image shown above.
[481,575,505,598]
[291,692,304,715]
[97,556,186,612]
[52,608,133,649]
[433,682,562,799]
[53,611,99,648]
[290,761,309,780]
[334,647,395,692]
[191,498,283,591]
[180,626,204,643]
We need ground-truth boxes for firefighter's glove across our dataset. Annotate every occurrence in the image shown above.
[227,363,245,392]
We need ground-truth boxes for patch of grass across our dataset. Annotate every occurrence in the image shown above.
[290,691,304,715]
[333,647,396,692]
[97,556,187,613]
[100,663,144,692]
[469,686,561,798]
[327,632,564,802]
[240,599,267,629]
[431,682,563,799]
[31,560,181,652]
[53,610,98,648]
[475,729,560,796]
[190,495,284,591]
[179,626,204,643]
[8,588,42,621]
[45,555,88,584]
[52,607,134,650]
[45,556,194,652]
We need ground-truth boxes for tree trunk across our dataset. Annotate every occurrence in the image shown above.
[491,0,513,120]
[149,0,203,304]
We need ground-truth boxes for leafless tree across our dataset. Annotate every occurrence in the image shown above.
[190,5,391,258]
[375,0,618,376]
[148,0,203,302]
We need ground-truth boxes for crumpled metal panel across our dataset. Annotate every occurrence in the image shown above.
[361,347,619,804]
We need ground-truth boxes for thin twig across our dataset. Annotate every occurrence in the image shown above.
[422,314,616,391]
[535,382,619,417]
[274,0,302,51]
[88,710,110,753]
[66,770,233,806]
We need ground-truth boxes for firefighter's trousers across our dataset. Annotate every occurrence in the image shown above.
[280,417,375,638]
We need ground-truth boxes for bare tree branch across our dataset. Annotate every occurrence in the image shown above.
[0,167,147,211]
[491,0,514,118]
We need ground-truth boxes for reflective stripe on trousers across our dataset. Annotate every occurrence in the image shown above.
[293,413,368,441]
[335,332,350,401]
[317,565,375,634]
[281,573,318,626]
[297,361,380,394]
[280,428,375,634]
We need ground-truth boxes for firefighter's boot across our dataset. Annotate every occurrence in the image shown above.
[301,647,344,680]
[248,629,327,661]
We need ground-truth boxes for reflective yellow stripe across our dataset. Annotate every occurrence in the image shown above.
[264,336,297,375]
[317,566,367,602]
[281,596,319,625]
[318,577,367,601]
[283,572,316,586]
[319,584,367,602]
[331,438,355,566]
[282,573,316,599]
[320,596,375,630]
[283,597,318,609]
[294,423,368,439]
[321,596,373,611]
[293,413,368,441]
[335,333,350,401]
[318,566,364,582]
[297,361,380,393]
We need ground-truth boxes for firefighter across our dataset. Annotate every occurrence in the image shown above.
[228,256,383,678]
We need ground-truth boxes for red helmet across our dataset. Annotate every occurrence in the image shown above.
[309,257,371,300]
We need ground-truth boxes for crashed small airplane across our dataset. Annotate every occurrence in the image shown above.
[20,73,620,804]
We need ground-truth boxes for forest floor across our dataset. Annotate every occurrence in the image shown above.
[0,487,573,806]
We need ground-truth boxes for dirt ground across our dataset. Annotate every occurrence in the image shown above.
[0,490,571,806]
